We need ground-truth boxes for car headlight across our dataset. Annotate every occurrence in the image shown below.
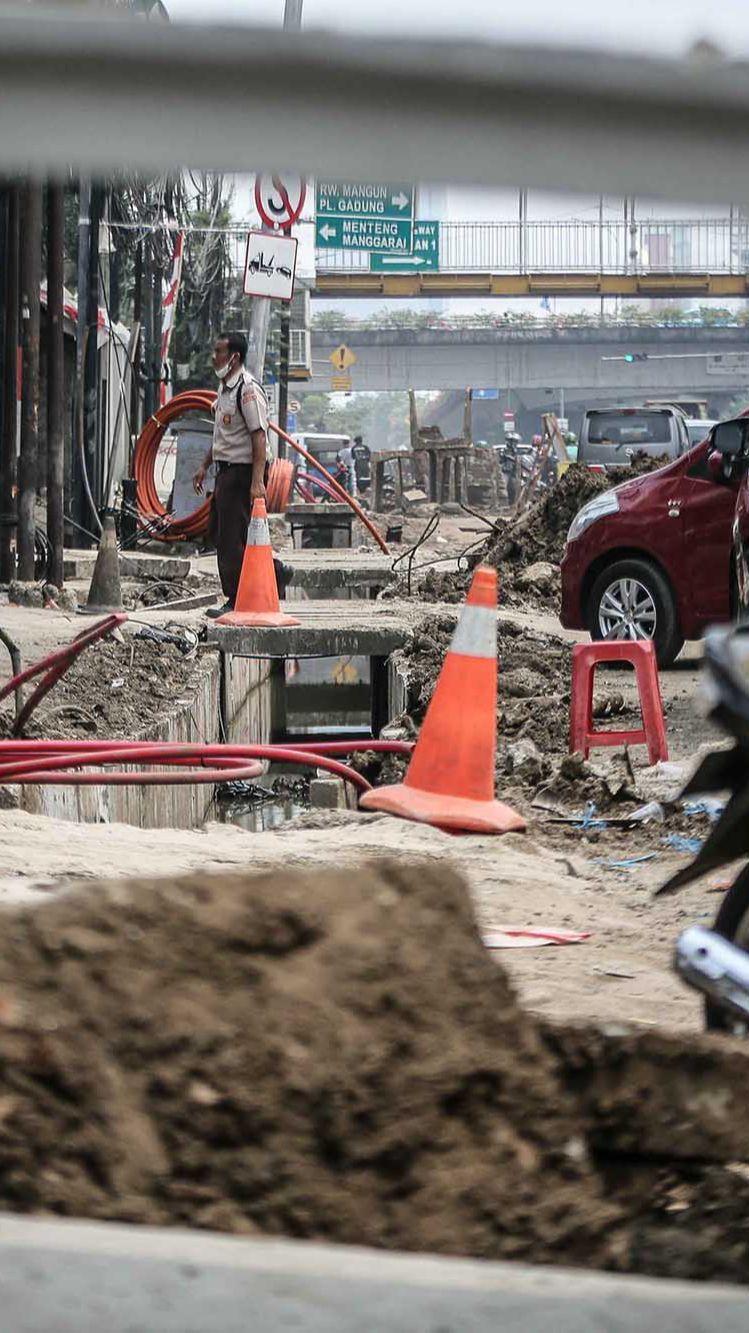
[567,491,620,543]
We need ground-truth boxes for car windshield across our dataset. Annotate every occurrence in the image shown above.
[587,412,672,446]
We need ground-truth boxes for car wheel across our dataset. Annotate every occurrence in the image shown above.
[587,557,684,667]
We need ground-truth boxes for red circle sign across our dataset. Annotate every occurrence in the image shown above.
[254,174,307,231]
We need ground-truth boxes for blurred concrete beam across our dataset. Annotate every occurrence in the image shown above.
[0,12,748,204]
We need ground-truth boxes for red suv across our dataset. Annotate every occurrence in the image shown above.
[560,430,738,665]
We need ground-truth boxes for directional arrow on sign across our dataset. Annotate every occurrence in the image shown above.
[318,223,338,242]
[391,191,410,210]
[377,254,427,265]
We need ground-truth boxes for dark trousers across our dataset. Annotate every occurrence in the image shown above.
[208,462,277,605]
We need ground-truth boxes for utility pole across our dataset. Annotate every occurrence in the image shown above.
[143,233,156,420]
[83,183,103,515]
[73,179,91,537]
[131,241,143,438]
[277,303,290,454]
[46,181,65,589]
[0,183,19,583]
[18,181,42,581]
[247,0,303,390]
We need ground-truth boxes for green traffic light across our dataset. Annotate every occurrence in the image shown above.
[624,353,635,363]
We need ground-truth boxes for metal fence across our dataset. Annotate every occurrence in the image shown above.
[315,219,749,275]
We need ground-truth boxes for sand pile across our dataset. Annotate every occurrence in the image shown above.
[0,859,622,1268]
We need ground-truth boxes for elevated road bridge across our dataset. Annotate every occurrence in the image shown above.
[305,325,749,418]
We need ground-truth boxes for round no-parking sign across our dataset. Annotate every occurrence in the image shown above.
[254,174,307,231]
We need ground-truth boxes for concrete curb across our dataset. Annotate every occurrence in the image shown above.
[1,1215,747,1332]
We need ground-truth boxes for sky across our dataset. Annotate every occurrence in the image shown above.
[166,0,749,59]
[165,0,749,317]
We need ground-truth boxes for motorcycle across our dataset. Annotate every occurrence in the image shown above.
[663,622,749,1032]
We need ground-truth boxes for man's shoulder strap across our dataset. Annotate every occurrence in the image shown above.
[235,372,267,426]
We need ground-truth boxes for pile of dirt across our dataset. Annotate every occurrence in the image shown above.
[358,610,641,803]
[475,464,625,610]
[394,611,571,765]
[0,636,212,740]
[479,454,670,611]
[0,860,624,1269]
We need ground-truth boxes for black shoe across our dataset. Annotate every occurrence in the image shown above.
[205,600,234,619]
[274,559,294,601]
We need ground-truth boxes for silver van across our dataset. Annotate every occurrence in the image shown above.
[578,406,690,470]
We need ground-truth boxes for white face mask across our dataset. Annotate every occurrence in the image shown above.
[215,355,235,381]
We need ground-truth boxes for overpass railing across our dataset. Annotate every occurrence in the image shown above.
[315,218,749,274]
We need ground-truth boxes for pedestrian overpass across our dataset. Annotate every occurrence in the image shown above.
[313,218,749,299]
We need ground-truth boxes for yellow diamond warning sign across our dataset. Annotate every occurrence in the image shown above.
[329,344,357,373]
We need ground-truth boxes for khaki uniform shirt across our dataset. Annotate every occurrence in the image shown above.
[212,369,268,464]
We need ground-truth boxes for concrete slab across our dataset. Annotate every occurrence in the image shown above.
[284,550,394,594]
[63,549,192,582]
[207,599,458,659]
[1,1216,747,1332]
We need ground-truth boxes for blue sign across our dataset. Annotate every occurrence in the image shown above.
[286,412,297,433]
[472,388,500,400]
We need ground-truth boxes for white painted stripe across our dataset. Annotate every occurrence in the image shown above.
[246,517,270,547]
[449,604,496,658]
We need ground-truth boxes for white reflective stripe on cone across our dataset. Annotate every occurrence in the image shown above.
[246,517,270,546]
[449,605,496,658]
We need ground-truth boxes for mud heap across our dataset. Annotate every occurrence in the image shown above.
[0,860,622,1269]
[394,611,574,781]
[0,636,207,741]
[414,456,667,611]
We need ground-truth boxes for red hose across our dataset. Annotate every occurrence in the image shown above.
[0,743,375,792]
[0,614,128,738]
[0,614,127,708]
[0,739,412,759]
[294,473,343,505]
[269,421,390,554]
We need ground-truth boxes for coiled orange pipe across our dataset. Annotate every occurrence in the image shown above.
[133,391,293,538]
[132,390,388,553]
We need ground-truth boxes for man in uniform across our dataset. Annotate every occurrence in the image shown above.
[193,330,290,617]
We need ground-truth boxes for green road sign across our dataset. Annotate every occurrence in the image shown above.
[370,220,440,272]
[316,181,414,221]
[315,216,413,252]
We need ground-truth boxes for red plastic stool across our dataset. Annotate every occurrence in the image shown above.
[569,640,668,765]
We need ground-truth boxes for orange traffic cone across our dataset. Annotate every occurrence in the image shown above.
[360,565,526,834]
[217,499,301,628]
